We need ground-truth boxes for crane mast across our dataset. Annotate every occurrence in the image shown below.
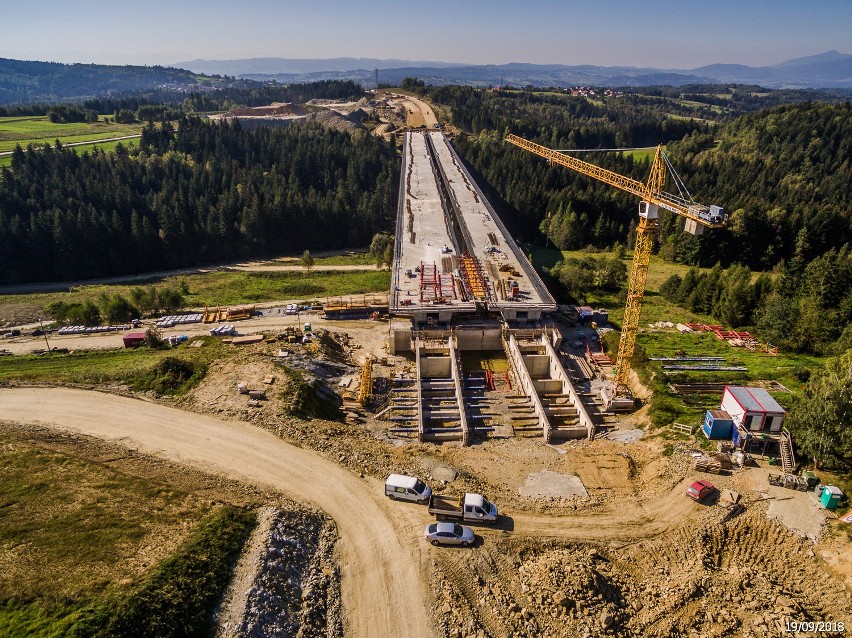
[505,134,725,403]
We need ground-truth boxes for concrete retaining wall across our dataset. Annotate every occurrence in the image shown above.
[506,334,550,440]
[449,337,471,445]
[540,334,595,439]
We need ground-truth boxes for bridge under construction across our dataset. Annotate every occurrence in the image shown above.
[385,131,596,445]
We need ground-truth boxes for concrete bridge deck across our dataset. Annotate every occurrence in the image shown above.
[391,131,555,324]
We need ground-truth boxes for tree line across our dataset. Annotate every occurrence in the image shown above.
[0,116,398,283]
[0,79,364,121]
[658,244,852,355]
[0,57,200,105]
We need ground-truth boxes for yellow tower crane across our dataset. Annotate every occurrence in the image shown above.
[505,134,727,406]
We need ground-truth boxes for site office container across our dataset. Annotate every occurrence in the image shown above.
[721,386,786,432]
[702,409,733,440]
[123,331,146,348]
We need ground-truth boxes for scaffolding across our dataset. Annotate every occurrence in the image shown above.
[359,359,373,406]
[419,262,457,303]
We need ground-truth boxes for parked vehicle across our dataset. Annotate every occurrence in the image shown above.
[428,493,498,523]
[284,304,299,315]
[385,474,432,504]
[424,522,475,547]
[686,479,715,501]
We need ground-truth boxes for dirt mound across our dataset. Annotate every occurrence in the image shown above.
[431,515,850,637]
[224,103,308,118]
[304,110,360,133]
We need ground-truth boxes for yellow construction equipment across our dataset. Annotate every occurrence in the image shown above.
[505,134,726,404]
[358,359,373,406]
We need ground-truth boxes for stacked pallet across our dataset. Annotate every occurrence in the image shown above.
[695,452,733,474]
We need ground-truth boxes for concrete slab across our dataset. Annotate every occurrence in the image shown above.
[391,131,556,322]
[606,429,645,443]
[765,486,827,542]
[428,132,555,311]
[519,469,588,499]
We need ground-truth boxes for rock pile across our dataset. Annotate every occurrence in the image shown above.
[218,507,342,638]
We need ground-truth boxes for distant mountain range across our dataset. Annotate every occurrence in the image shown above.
[174,57,466,77]
[176,51,852,89]
[1,51,849,106]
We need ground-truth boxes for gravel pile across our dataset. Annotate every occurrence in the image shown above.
[217,507,342,638]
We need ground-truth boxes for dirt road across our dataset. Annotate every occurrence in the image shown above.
[0,387,436,638]
[389,94,439,128]
[1,310,392,359]
[504,482,695,544]
[0,247,368,295]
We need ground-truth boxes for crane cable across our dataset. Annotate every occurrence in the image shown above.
[551,146,700,206]
[661,152,697,205]
[552,147,651,153]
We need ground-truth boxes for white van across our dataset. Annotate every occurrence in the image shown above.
[385,474,432,504]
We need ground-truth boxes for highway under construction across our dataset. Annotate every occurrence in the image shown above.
[386,131,594,444]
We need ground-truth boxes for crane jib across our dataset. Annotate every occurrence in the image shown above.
[504,134,725,228]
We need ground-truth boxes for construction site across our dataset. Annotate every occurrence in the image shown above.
[0,94,849,638]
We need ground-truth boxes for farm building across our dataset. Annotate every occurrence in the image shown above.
[123,331,147,348]
[721,386,786,433]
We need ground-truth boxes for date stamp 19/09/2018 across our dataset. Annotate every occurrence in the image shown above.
[785,620,845,634]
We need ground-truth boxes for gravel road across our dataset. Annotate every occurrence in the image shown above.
[0,387,436,638]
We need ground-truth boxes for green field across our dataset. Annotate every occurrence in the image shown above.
[0,269,391,314]
[0,115,143,153]
[273,252,376,266]
[0,428,255,637]
[621,147,657,162]
[0,337,225,387]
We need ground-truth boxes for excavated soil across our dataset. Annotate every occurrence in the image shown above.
[431,514,850,638]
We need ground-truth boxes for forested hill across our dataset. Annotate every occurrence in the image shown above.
[427,87,850,273]
[0,118,398,283]
[0,58,203,105]
[665,101,851,269]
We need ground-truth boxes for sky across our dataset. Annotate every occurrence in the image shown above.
[1,0,850,69]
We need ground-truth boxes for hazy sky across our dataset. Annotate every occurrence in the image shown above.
[1,0,849,68]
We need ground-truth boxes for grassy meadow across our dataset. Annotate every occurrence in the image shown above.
[0,428,255,637]
[0,337,225,387]
[0,268,390,315]
[0,115,143,153]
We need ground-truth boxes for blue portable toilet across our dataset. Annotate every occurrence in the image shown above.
[702,409,734,440]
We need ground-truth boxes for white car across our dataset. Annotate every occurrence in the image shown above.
[284,304,299,315]
[424,522,475,547]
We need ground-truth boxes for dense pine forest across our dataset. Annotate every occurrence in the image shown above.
[1,80,850,353]
[0,117,397,283]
